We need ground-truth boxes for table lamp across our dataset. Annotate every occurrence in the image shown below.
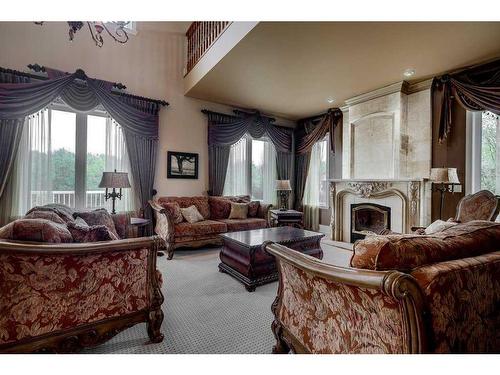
[429,167,460,219]
[98,170,131,214]
[276,180,292,211]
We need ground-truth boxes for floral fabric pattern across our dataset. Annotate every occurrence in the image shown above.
[159,202,184,224]
[351,221,500,271]
[277,262,406,353]
[74,209,120,239]
[219,218,267,232]
[159,196,211,220]
[247,201,260,217]
[0,249,150,345]
[411,251,500,353]
[0,219,73,243]
[174,220,227,239]
[456,190,499,223]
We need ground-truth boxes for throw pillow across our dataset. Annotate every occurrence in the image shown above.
[181,205,204,223]
[73,208,120,239]
[229,202,249,219]
[0,218,72,243]
[247,201,260,217]
[160,201,184,224]
[424,219,459,235]
[67,222,118,242]
[26,205,75,223]
[25,210,65,224]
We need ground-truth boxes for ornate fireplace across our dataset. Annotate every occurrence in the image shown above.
[350,203,391,242]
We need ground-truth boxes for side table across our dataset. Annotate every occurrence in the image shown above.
[270,209,304,228]
[129,217,164,257]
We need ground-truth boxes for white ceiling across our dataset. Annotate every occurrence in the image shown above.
[185,22,500,120]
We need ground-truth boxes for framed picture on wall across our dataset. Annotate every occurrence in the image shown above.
[167,151,199,179]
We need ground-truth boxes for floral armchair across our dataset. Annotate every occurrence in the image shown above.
[264,220,500,353]
[0,236,164,353]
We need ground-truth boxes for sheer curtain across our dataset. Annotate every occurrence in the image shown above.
[262,140,278,205]
[223,137,248,196]
[104,118,135,212]
[303,141,322,231]
[9,109,135,219]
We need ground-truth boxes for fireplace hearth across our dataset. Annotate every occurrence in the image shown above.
[350,203,391,242]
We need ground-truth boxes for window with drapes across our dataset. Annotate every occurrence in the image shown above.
[10,102,134,218]
[223,135,277,203]
[467,111,500,195]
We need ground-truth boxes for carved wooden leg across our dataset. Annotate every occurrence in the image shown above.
[271,320,289,354]
[147,308,164,343]
[166,243,174,260]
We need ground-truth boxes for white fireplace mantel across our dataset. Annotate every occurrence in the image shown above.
[328,179,432,242]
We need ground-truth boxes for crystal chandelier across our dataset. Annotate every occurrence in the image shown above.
[35,21,130,47]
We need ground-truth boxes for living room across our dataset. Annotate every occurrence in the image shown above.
[1,0,499,373]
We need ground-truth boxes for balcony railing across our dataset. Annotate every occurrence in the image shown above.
[31,190,107,209]
[186,21,231,74]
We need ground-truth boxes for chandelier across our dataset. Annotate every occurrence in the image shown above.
[35,21,131,47]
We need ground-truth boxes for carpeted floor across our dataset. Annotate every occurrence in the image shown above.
[85,242,351,354]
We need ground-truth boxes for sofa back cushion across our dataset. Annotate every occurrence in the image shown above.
[208,195,251,219]
[351,221,500,271]
[159,201,184,224]
[0,218,73,243]
[74,208,120,239]
[159,196,210,220]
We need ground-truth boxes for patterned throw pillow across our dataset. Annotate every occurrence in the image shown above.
[247,201,260,217]
[180,205,204,224]
[73,208,119,239]
[0,218,72,243]
[228,202,249,219]
[67,222,118,242]
[160,201,184,224]
[26,204,75,223]
[25,210,65,224]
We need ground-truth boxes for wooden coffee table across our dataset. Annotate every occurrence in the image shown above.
[218,227,324,292]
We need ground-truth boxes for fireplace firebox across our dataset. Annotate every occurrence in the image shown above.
[350,203,391,242]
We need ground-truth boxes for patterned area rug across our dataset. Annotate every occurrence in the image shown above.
[85,243,351,354]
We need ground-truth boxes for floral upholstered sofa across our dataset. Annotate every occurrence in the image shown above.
[150,195,272,259]
[264,220,500,354]
[0,204,164,353]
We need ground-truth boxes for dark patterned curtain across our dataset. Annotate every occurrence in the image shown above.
[432,59,500,142]
[203,109,293,196]
[0,67,163,223]
[294,108,342,209]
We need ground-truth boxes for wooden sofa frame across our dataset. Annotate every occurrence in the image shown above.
[0,236,164,353]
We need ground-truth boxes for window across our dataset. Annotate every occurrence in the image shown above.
[466,111,500,195]
[12,103,134,216]
[223,135,277,203]
[304,137,330,208]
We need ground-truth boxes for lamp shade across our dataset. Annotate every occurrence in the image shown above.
[98,171,131,189]
[429,168,460,184]
[276,179,292,191]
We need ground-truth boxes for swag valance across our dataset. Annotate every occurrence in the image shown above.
[432,59,500,142]
[204,109,293,152]
[295,108,342,154]
[0,68,162,139]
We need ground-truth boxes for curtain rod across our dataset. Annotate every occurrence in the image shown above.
[0,64,169,107]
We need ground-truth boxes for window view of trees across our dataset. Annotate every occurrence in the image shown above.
[481,111,499,194]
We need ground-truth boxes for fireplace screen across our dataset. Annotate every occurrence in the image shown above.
[350,203,391,242]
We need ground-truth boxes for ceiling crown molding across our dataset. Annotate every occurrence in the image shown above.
[343,78,433,108]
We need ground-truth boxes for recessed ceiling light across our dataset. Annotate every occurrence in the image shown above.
[403,68,416,78]
[326,98,335,104]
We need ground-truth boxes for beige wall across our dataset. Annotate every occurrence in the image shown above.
[0,22,235,197]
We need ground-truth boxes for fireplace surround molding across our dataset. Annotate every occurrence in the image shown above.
[329,178,431,241]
